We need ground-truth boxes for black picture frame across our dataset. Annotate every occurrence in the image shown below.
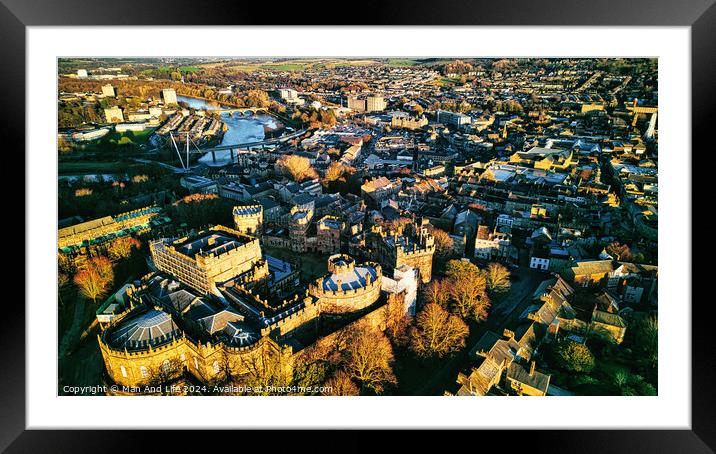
[4,0,708,451]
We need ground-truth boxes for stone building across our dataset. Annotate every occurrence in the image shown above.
[150,225,267,295]
[288,206,314,252]
[232,205,263,235]
[97,277,289,389]
[363,218,436,283]
[391,114,428,130]
[316,216,344,254]
[58,205,160,250]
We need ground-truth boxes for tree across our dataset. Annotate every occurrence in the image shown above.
[382,292,410,346]
[171,193,234,229]
[291,357,327,394]
[107,236,142,261]
[485,262,511,294]
[277,154,319,182]
[238,347,291,395]
[427,226,455,263]
[421,279,450,309]
[322,370,359,396]
[409,303,469,359]
[605,242,633,261]
[73,256,114,303]
[553,340,595,373]
[58,136,73,153]
[613,368,629,389]
[245,89,270,108]
[634,313,658,368]
[324,161,348,185]
[444,260,491,321]
[344,321,397,394]
[148,358,183,394]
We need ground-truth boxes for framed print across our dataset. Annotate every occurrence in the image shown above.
[4,0,711,451]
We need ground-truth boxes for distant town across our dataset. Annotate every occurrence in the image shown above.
[57,57,658,397]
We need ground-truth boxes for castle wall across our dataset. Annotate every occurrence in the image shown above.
[99,334,284,388]
[313,278,383,315]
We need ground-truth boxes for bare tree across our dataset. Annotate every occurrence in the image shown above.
[107,236,142,261]
[383,292,410,346]
[427,225,455,263]
[277,155,319,182]
[73,256,114,303]
[421,279,451,309]
[146,358,183,395]
[409,303,469,359]
[322,370,359,396]
[237,346,291,395]
[343,320,397,394]
[485,262,511,294]
[444,259,491,321]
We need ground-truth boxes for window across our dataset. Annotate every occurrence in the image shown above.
[120,365,128,378]
[194,357,199,369]
[180,353,186,361]
[140,366,149,378]
[162,360,171,374]
[212,361,220,374]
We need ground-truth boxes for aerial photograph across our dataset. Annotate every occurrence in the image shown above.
[57,57,658,397]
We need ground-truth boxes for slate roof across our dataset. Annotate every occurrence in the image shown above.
[109,309,180,351]
[507,362,550,394]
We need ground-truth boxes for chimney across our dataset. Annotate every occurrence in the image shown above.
[529,361,536,377]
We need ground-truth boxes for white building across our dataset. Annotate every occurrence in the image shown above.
[101,84,116,97]
[530,256,550,271]
[436,109,472,127]
[162,88,178,105]
[104,106,124,123]
[77,69,88,78]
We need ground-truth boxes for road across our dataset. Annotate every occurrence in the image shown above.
[413,267,550,395]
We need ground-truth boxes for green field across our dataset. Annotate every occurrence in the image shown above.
[386,59,420,67]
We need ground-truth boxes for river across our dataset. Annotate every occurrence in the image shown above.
[176,95,279,166]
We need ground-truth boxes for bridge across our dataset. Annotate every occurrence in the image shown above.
[210,107,269,115]
[169,128,310,169]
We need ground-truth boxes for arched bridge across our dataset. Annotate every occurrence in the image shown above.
[211,107,269,115]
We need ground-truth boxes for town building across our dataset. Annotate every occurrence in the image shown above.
[436,109,472,127]
[316,216,344,254]
[162,88,178,105]
[348,95,386,113]
[391,113,428,130]
[104,106,124,123]
[179,175,219,194]
[101,84,116,97]
[451,276,574,396]
[58,206,161,250]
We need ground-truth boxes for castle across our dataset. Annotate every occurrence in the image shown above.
[149,225,267,295]
[232,204,263,235]
[351,218,436,283]
[98,226,408,392]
